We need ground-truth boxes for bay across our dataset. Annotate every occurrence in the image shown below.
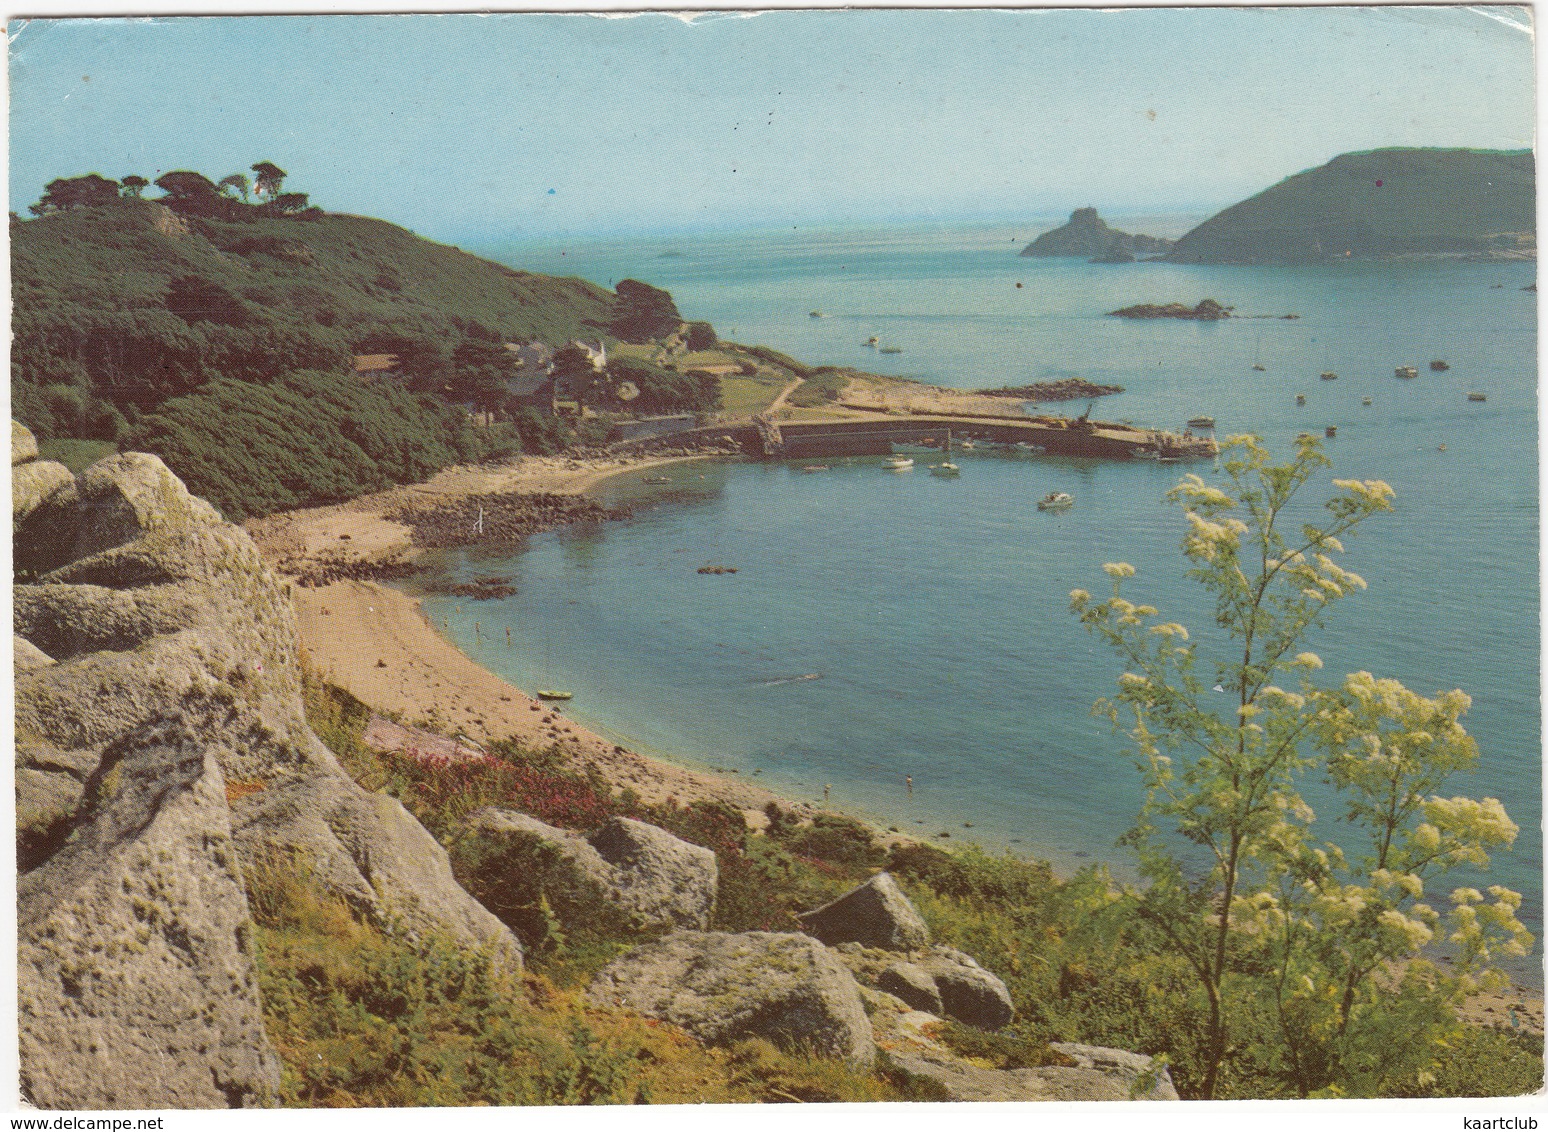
[429,222,1539,979]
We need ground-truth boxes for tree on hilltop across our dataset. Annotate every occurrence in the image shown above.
[217,173,251,202]
[120,175,149,200]
[1069,436,1530,1099]
[251,161,287,200]
[154,170,220,202]
[29,174,121,215]
[609,278,683,343]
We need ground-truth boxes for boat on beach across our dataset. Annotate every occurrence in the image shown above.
[1037,491,1073,511]
[537,690,573,701]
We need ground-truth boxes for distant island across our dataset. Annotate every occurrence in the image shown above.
[974,377,1124,401]
[1019,208,1175,262]
[1108,300,1232,321]
[1165,148,1536,264]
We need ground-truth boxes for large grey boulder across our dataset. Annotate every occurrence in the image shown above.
[798,871,930,951]
[588,931,875,1065]
[861,990,1175,1102]
[589,816,717,929]
[1047,1043,1180,1101]
[14,419,39,464]
[919,945,1015,1031]
[15,443,523,1105]
[877,960,943,1014]
[18,720,280,1108]
[13,459,74,533]
[463,808,716,931]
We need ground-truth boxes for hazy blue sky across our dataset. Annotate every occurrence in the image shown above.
[8,7,1536,241]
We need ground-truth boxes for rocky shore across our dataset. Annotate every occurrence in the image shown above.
[1108,298,1232,320]
[975,378,1125,402]
[391,490,626,550]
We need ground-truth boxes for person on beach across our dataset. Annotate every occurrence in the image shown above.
[906,775,913,795]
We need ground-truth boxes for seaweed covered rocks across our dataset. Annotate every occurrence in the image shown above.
[391,491,628,549]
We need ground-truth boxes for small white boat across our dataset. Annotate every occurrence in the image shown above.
[884,455,914,470]
[1396,365,1419,379]
[1131,448,1161,460]
[960,440,976,450]
[1037,491,1073,511]
[931,430,960,475]
[1362,396,1373,406]
[536,690,573,701]
[1015,441,1046,454]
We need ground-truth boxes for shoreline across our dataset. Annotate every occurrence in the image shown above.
[251,450,803,829]
[249,451,1545,1029]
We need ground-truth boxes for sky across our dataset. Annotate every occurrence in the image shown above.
[6,6,1538,242]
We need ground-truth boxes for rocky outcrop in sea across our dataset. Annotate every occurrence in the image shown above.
[1108,299,1232,320]
[1020,208,1175,261]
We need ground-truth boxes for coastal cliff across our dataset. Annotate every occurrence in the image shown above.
[1019,208,1174,261]
[1166,148,1536,264]
[13,424,518,1108]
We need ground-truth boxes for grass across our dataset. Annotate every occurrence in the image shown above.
[718,374,787,416]
[37,437,117,473]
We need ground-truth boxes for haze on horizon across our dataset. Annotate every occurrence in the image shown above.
[8,6,1535,244]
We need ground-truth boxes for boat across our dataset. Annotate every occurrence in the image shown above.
[808,310,824,319]
[865,336,879,347]
[642,475,672,484]
[1186,416,1216,429]
[879,346,903,355]
[1430,360,1450,372]
[1320,371,1338,381]
[1037,491,1073,511]
[1015,441,1046,453]
[1325,425,1337,438]
[1362,396,1373,406]
[1395,365,1418,379]
[536,690,573,701]
[801,464,829,472]
[1251,364,1267,372]
[884,455,914,470]
[1468,392,1488,402]
[1131,447,1161,460]
[931,430,961,476]
[1296,394,1307,405]
[959,439,976,450]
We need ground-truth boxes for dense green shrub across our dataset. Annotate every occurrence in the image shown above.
[126,369,493,518]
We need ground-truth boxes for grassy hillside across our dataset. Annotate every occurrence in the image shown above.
[1166,148,1535,263]
[10,196,628,514]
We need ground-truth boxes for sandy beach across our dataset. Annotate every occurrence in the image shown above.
[250,450,798,827]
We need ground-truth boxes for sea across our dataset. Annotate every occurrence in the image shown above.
[424,221,1540,980]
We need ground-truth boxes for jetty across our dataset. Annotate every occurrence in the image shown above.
[614,409,1217,462]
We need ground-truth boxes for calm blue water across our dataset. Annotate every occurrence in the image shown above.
[433,224,1539,978]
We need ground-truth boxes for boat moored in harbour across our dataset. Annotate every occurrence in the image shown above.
[1037,491,1073,511]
